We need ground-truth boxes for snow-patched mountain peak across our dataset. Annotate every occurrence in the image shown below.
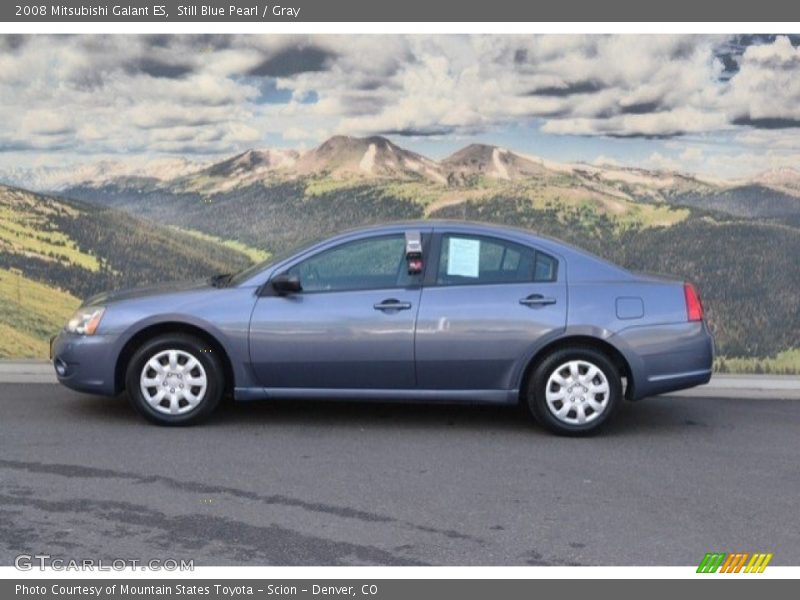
[295,135,446,182]
[441,143,552,184]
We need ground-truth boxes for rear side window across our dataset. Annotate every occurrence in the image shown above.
[534,252,558,282]
[436,234,557,285]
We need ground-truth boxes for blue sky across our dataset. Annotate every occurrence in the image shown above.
[1,34,800,179]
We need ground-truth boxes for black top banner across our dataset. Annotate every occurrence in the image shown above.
[2,0,799,22]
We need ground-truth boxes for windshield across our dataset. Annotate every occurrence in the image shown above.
[227,235,327,286]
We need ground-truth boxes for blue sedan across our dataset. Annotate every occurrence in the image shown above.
[51,221,714,435]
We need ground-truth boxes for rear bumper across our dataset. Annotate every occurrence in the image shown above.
[51,331,118,396]
[638,367,713,398]
[613,321,715,400]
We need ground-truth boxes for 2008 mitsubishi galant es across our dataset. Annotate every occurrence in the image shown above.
[51,221,714,435]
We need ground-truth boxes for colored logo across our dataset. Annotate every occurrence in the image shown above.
[697,552,773,573]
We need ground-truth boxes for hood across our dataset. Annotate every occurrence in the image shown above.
[82,278,212,307]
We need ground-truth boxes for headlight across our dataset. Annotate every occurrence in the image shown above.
[65,306,106,335]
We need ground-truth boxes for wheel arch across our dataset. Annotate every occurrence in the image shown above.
[518,335,635,402]
[114,321,235,395]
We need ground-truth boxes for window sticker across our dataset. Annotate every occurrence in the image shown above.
[447,237,480,278]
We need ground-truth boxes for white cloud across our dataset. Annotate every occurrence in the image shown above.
[679,146,704,163]
[726,36,800,124]
[644,152,684,172]
[0,33,798,178]
[641,141,800,180]
[20,110,74,136]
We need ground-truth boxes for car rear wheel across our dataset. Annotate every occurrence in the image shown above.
[125,333,224,425]
[526,347,622,436]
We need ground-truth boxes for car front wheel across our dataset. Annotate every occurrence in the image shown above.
[125,333,224,425]
[527,347,622,436]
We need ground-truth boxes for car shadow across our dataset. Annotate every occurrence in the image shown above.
[65,389,712,437]
[214,397,533,432]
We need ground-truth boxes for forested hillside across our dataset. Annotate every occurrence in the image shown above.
[432,197,800,358]
[0,185,255,357]
[62,179,800,362]
[64,181,425,255]
[5,136,800,366]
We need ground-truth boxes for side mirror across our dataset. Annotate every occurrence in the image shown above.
[271,272,302,294]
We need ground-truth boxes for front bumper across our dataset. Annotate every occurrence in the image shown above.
[50,330,118,396]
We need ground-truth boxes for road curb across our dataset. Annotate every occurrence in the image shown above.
[0,361,58,383]
[1,360,798,398]
[678,374,800,399]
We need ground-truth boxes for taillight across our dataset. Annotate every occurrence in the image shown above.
[684,282,704,322]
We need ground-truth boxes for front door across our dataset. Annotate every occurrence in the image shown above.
[249,233,424,390]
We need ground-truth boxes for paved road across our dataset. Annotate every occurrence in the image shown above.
[1,384,798,566]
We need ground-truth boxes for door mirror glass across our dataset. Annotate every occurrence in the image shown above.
[271,272,302,294]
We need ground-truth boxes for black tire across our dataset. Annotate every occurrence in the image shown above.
[125,333,224,426]
[526,346,622,436]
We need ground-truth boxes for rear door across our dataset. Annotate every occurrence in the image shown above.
[415,230,567,391]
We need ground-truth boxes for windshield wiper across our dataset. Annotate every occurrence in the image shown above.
[209,273,233,288]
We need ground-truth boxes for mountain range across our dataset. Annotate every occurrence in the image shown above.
[1,135,799,364]
[5,135,800,217]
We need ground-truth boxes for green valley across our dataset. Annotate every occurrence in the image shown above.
[0,184,255,358]
[4,136,800,370]
[0,267,79,358]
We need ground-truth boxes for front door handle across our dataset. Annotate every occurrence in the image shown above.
[374,299,412,311]
[520,294,557,307]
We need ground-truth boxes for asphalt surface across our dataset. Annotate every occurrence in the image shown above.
[1,383,798,566]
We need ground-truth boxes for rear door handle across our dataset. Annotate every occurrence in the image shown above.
[374,299,412,311]
[520,294,557,307]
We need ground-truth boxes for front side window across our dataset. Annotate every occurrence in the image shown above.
[288,235,410,293]
[436,234,556,285]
